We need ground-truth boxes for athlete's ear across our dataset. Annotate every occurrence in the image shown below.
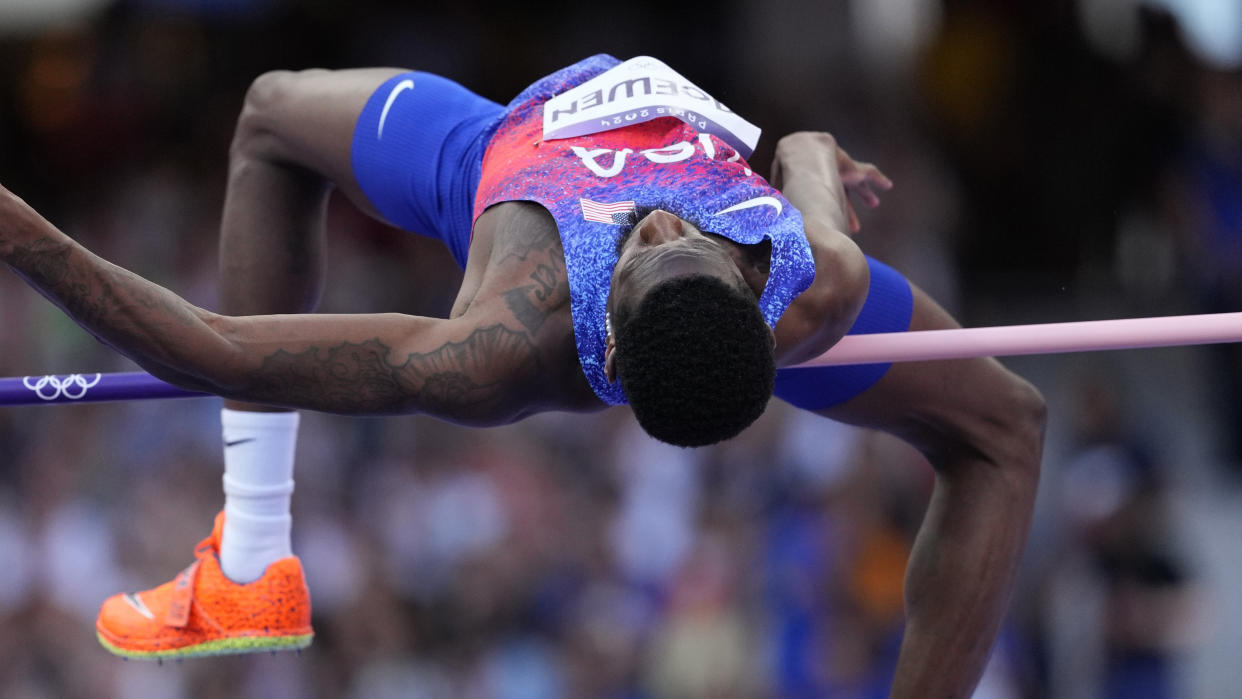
[604,336,618,383]
[769,325,776,350]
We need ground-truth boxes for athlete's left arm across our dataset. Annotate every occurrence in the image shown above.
[767,131,892,365]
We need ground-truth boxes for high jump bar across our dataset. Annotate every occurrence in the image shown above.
[3,311,1240,406]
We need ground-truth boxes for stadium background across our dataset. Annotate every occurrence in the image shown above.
[1,0,1240,696]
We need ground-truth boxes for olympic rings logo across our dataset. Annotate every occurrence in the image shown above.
[21,373,102,401]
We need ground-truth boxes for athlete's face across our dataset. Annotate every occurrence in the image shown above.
[604,207,774,382]
[610,209,743,304]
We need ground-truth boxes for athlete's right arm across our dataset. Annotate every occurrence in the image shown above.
[765,132,882,365]
[0,186,538,424]
[770,131,891,236]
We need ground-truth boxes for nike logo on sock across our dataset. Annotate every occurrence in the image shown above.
[225,438,256,448]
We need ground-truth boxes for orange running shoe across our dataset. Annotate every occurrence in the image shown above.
[96,511,313,659]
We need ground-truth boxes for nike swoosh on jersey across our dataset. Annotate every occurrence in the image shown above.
[225,438,256,448]
[713,196,782,216]
[377,79,415,139]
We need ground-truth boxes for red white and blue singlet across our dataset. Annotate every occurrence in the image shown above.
[473,55,816,405]
[351,55,914,413]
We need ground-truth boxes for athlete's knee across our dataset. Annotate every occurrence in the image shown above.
[978,371,1046,482]
[919,366,1045,490]
[232,69,329,162]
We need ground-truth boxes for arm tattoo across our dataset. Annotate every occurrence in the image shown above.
[530,263,558,301]
[8,237,200,337]
[500,244,568,335]
[249,324,538,420]
[3,210,555,420]
[494,216,569,336]
[7,238,109,323]
[491,213,557,265]
[502,285,547,334]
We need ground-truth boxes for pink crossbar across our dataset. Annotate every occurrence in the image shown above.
[3,313,1240,406]
[797,312,1242,367]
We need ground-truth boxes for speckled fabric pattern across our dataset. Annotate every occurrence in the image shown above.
[474,55,815,405]
[95,511,312,659]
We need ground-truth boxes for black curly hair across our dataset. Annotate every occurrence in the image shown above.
[613,274,775,447]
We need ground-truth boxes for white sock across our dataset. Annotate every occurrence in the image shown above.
[219,408,298,583]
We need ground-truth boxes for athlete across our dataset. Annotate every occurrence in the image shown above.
[0,55,1044,697]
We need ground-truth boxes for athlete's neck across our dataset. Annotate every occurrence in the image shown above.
[707,233,771,300]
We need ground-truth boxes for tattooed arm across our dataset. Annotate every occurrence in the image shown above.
[1,186,544,424]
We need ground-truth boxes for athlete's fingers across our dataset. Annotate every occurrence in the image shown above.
[850,181,881,208]
[865,164,893,191]
[841,161,892,190]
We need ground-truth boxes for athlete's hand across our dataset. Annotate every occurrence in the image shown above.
[834,146,892,233]
[772,132,892,234]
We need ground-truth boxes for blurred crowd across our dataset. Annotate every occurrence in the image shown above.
[0,0,1240,697]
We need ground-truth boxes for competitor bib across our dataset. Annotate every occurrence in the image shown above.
[542,56,761,158]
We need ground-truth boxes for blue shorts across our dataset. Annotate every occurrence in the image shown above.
[351,71,504,267]
[773,257,913,411]
[351,72,914,411]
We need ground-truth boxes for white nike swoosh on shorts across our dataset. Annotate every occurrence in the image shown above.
[713,196,783,216]
[377,79,415,139]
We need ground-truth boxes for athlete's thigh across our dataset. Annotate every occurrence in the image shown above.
[244,67,406,219]
[810,284,1038,453]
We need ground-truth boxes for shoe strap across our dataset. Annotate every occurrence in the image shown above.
[193,536,215,557]
[165,558,203,628]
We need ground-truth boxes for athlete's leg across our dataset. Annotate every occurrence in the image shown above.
[95,67,499,660]
[221,67,404,320]
[218,65,510,576]
[799,285,1045,698]
[217,69,413,588]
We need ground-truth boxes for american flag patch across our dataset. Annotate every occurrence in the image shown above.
[580,197,636,225]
